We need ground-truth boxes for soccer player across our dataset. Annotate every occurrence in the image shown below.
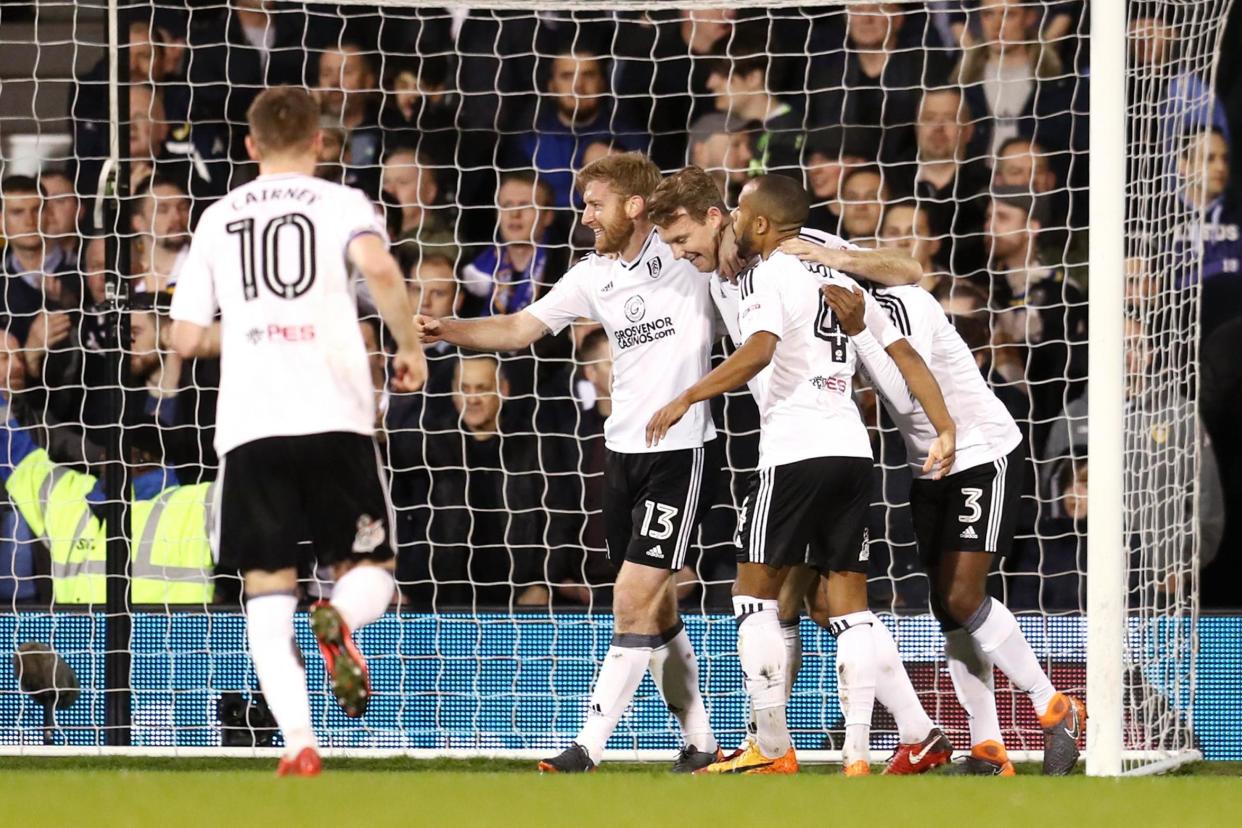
[169,86,427,777]
[784,233,1087,776]
[646,173,956,775]
[415,152,722,773]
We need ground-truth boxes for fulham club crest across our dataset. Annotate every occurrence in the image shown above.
[646,257,663,279]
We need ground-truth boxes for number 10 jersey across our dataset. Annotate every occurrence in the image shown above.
[170,173,386,455]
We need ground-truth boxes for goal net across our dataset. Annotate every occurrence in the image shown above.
[0,0,1229,773]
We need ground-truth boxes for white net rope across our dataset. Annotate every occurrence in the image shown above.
[0,1,1225,762]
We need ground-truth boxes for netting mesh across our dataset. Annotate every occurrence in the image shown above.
[0,1,1229,766]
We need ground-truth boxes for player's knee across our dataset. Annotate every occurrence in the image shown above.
[940,584,985,626]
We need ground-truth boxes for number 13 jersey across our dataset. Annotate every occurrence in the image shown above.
[738,249,905,468]
[170,173,385,455]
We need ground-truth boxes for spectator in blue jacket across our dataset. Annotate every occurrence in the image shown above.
[504,49,645,210]
[1172,126,1242,340]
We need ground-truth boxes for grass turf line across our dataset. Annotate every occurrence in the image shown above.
[0,759,1239,828]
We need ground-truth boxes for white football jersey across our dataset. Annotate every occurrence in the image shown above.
[526,229,716,454]
[738,250,903,468]
[170,173,384,455]
[869,284,1022,477]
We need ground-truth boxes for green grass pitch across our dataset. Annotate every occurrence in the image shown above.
[1,757,1239,828]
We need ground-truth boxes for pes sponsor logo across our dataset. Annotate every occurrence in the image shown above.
[809,375,848,394]
[246,324,317,344]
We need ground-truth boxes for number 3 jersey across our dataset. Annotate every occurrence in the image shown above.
[170,173,385,455]
[737,250,904,468]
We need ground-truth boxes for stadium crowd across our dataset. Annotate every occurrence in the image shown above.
[1,2,1239,609]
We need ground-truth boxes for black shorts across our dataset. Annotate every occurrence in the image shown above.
[217,432,396,574]
[735,456,872,573]
[604,442,719,570]
[911,443,1024,562]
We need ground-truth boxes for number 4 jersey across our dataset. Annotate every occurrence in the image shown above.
[170,173,384,455]
[737,249,904,468]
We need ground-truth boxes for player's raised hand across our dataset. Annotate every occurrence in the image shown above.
[414,314,443,344]
[391,348,427,393]
[923,430,956,479]
[645,394,691,448]
[822,284,865,335]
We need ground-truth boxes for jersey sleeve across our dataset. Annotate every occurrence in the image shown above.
[709,275,743,346]
[343,188,389,247]
[169,226,218,326]
[525,261,593,335]
[738,264,786,342]
[861,288,905,348]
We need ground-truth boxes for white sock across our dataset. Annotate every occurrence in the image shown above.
[576,640,652,765]
[247,593,317,757]
[944,628,1003,746]
[781,619,802,700]
[966,598,1057,716]
[330,565,395,630]
[734,596,790,758]
[832,611,877,764]
[649,623,717,753]
[872,619,935,744]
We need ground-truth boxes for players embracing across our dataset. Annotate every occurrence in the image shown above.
[647,166,1084,776]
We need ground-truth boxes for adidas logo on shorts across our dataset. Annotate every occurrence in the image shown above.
[959,525,979,540]
[645,545,665,559]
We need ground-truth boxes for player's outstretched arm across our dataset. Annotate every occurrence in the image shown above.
[645,331,777,447]
[416,310,549,353]
[780,238,922,286]
[349,233,427,392]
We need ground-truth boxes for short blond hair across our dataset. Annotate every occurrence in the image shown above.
[575,151,661,201]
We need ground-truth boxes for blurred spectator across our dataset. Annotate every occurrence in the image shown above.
[397,355,580,609]
[808,3,952,164]
[687,113,753,204]
[892,86,990,277]
[994,136,1083,264]
[837,165,888,246]
[705,42,804,175]
[403,248,463,421]
[0,331,41,604]
[131,175,191,294]
[505,49,645,209]
[72,16,192,202]
[126,83,225,207]
[2,176,80,343]
[382,147,453,248]
[613,9,735,171]
[314,120,350,184]
[380,57,458,170]
[1172,126,1242,340]
[1130,12,1231,154]
[38,171,81,261]
[879,199,944,294]
[462,171,565,317]
[313,41,383,189]
[1042,316,1224,605]
[955,0,1081,160]
[985,186,1086,437]
[184,0,309,158]
[534,327,618,607]
[127,293,184,428]
[803,132,868,235]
